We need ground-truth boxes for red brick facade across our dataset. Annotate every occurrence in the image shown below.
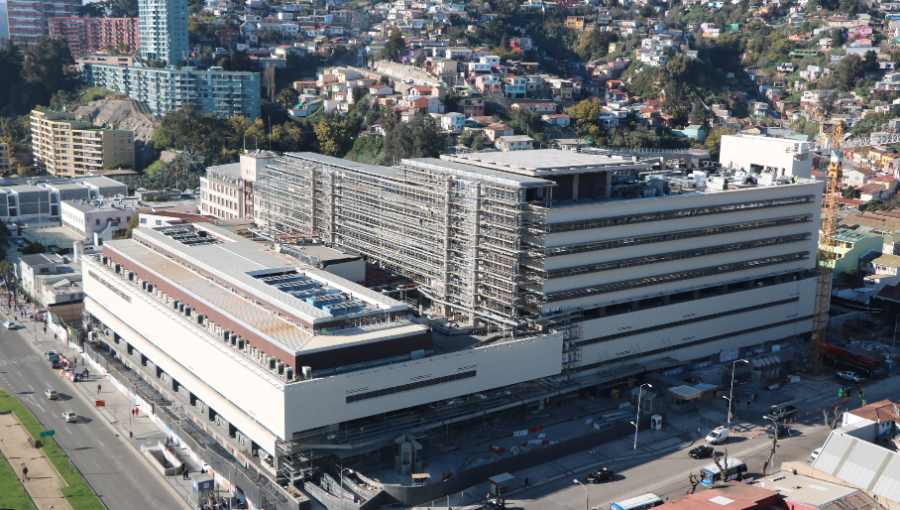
[48,17,140,58]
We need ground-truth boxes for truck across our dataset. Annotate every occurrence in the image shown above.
[766,398,799,420]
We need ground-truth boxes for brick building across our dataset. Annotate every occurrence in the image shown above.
[48,17,140,58]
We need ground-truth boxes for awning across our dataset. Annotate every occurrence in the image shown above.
[668,385,702,400]
[488,473,516,485]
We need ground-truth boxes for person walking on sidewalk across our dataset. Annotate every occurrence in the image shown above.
[22,466,28,481]
[696,427,702,437]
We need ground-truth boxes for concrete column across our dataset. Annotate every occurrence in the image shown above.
[660,157,667,169]
[572,174,580,201]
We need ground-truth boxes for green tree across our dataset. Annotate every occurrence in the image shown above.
[414,54,426,68]
[381,28,406,62]
[217,51,254,72]
[459,129,474,146]
[704,127,733,158]
[865,199,890,211]
[441,88,461,113]
[21,242,46,255]
[639,4,655,18]
[692,105,712,132]
[22,37,77,108]
[189,16,209,44]
[0,41,24,114]
[842,187,860,199]
[472,135,484,151]
[313,116,355,157]
[382,114,448,160]
[568,98,604,140]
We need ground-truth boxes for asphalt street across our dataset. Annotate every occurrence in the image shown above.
[509,380,900,510]
[0,319,185,510]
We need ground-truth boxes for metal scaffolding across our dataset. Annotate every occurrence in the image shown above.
[254,154,554,330]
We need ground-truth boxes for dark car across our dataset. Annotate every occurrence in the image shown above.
[689,445,714,459]
[482,499,505,510]
[765,424,790,438]
[586,467,614,483]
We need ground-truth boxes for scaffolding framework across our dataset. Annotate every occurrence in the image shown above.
[255,155,552,328]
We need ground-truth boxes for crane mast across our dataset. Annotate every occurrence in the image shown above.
[809,122,843,375]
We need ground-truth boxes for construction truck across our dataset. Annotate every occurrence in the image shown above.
[766,398,800,420]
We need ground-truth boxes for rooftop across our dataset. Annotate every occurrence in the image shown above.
[764,471,880,509]
[440,149,644,176]
[832,228,882,244]
[660,482,779,509]
[206,162,241,177]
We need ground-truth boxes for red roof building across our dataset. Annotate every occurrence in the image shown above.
[660,482,782,510]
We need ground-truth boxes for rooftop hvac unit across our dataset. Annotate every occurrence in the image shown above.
[301,366,312,380]
[230,333,237,345]
[141,281,147,290]
[178,303,185,313]
[173,300,179,310]
[128,271,134,281]
[115,264,120,273]
[285,367,294,380]
[102,256,108,265]
[237,338,245,349]
[184,306,191,316]
[268,357,276,370]
[223,330,231,340]
[277,362,284,375]
[197,314,204,324]
[147,283,154,293]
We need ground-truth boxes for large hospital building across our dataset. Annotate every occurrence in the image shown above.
[83,149,822,488]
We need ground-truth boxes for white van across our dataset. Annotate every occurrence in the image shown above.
[706,426,730,444]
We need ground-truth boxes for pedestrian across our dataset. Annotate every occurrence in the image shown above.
[97,384,101,393]
[747,400,751,409]
[22,466,28,481]
[135,407,139,416]
[183,467,188,480]
[859,388,865,399]
[524,477,529,487]
[697,427,701,437]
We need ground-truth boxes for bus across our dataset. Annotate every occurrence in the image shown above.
[700,458,747,486]
[610,493,664,510]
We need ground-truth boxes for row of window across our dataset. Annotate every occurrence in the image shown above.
[575,297,801,347]
[577,317,813,373]
[543,252,809,302]
[542,196,815,233]
[544,234,811,279]
[346,370,477,403]
[541,216,812,257]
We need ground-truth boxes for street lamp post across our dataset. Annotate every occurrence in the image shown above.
[633,383,652,450]
[573,479,588,510]
[339,466,351,510]
[727,360,749,425]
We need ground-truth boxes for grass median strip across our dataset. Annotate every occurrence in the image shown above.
[0,447,36,510]
[0,390,105,510]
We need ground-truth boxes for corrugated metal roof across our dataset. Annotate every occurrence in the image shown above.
[813,429,900,504]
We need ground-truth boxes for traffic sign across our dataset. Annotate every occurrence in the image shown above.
[39,430,55,437]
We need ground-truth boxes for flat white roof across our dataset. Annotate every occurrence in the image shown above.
[441,149,647,176]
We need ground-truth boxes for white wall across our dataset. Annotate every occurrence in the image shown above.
[283,333,563,434]
[719,135,813,178]
[83,257,286,454]
[577,277,816,370]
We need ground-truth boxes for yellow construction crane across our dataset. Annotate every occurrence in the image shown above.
[787,123,900,373]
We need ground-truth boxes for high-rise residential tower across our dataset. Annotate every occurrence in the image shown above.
[138,0,188,64]
[5,0,79,45]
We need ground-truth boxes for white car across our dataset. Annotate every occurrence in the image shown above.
[2,321,14,329]
[812,448,822,459]
[836,371,864,382]
[706,426,730,445]
[62,412,77,423]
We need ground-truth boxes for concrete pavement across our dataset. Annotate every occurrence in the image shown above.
[0,305,187,510]
[0,412,73,510]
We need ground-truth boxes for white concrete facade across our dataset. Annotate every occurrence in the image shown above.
[719,134,813,178]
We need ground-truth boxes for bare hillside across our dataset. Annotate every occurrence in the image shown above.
[74,99,159,170]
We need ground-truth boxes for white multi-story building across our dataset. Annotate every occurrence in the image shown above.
[719,134,814,177]
[200,162,244,219]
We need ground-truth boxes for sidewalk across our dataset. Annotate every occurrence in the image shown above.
[10,311,196,509]
[0,412,73,510]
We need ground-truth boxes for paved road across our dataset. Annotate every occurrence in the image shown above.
[0,319,185,510]
[510,378,900,510]
[511,420,829,510]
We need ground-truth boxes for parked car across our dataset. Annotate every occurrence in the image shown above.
[586,467,614,483]
[706,426,730,444]
[44,389,58,400]
[689,445,715,459]
[43,351,59,360]
[765,424,790,438]
[62,412,77,423]
[812,448,822,459]
[836,371,864,382]
[2,321,14,329]
[481,499,505,510]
